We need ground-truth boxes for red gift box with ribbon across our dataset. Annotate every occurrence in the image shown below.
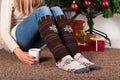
[90,38,105,52]
[79,38,105,52]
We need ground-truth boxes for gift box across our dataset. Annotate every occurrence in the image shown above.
[90,38,105,52]
[68,19,86,44]
[68,19,105,52]
[79,38,105,52]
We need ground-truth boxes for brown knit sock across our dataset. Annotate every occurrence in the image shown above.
[38,15,69,62]
[55,15,81,57]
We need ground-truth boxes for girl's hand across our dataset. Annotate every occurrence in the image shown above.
[14,47,35,65]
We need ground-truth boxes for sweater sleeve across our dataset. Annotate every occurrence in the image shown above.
[0,0,19,53]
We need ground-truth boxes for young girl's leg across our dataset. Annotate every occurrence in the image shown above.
[50,7,81,57]
[50,6,99,70]
[37,6,89,73]
[16,6,89,73]
[16,10,45,51]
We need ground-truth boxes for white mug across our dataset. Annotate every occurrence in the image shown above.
[29,48,40,62]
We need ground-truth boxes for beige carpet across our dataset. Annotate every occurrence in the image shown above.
[0,47,120,80]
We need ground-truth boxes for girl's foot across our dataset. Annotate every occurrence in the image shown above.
[74,53,100,71]
[56,55,89,73]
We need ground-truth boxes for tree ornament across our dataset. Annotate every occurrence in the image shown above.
[83,0,92,7]
[101,0,110,8]
[70,1,78,10]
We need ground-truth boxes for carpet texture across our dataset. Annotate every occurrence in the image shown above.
[0,47,120,80]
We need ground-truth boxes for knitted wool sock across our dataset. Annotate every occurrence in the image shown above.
[74,53,100,70]
[56,55,89,73]
[55,15,99,70]
[38,15,69,62]
[55,15,81,57]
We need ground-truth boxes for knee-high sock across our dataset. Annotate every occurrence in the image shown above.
[38,15,69,62]
[55,15,81,57]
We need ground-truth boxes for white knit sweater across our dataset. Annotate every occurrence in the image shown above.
[0,0,27,53]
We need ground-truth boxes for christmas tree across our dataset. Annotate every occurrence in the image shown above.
[45,0,120,34]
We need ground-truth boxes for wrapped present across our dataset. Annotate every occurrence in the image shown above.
[68,19,105,52]
[68,19,86,44]
[85,33,97,44]
[90,38,105,52]
[79,44,90,51]
[79,38,105,52]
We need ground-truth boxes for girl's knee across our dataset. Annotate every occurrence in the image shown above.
[34,6,52,20]
[36,6,51,14]
[50,6,61,10]
[50,6,64,17]
[37,6,49,10]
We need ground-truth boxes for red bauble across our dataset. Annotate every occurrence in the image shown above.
[84,0,91,7]
[101,0,110,8]
[70,1,78,10]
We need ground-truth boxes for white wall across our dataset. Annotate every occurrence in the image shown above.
[65,12,120,48]
[93,14,120,48]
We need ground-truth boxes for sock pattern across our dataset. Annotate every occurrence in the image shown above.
[55,15,81,57]
[38,15,69,62]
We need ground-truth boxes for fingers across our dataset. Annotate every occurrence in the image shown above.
[24,59,35,65]
[17,52,37,65]
[23,54,36,65]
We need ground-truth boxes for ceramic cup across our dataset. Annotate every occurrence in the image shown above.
[29,48,40,62]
